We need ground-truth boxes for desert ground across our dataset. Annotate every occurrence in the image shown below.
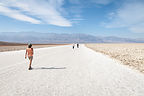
[0,44,67,52]
[86,43,144,73]
[0,44,144,96]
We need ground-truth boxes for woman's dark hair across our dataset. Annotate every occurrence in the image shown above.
[28,44,32,48]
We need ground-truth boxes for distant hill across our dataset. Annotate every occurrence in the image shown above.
[0,32,144,44]
[0,41,25,46]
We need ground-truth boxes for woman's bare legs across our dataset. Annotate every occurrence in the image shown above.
[29,59,32,70]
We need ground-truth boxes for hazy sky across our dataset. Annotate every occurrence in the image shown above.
[0,0,144,38]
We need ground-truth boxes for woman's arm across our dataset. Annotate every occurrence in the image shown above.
[25,49,27,59]
[32,48,34,55]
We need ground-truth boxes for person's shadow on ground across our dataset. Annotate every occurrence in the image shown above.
[32,67,66,70]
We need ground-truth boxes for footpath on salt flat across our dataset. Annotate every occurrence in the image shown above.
[0,44,144,96]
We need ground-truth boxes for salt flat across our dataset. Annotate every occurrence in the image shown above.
[0,45,144,96]
[86,43,144,73]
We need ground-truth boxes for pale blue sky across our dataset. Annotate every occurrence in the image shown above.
[0,0,144,38]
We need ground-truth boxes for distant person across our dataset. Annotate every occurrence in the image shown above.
[77,43,79,48]
[25,44,34,70]
[72,44,75,49]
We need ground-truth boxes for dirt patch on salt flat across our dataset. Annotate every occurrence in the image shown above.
[0,44,67,52]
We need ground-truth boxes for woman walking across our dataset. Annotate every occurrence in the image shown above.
[25,44,34,70]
